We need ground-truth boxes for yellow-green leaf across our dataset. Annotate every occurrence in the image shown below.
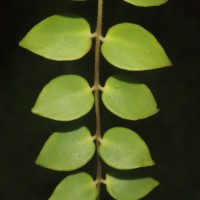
[32,75,94,121]
[36,127,95,171]
[99,127,155,170]
[101,23,172,71]
[106,172,159,200]
[19,15,92,60]
[102,74,158,120]
[124,0,168,7]
[49,173,97,200]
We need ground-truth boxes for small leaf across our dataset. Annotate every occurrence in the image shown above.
[36,126,95,171]
[124,0,168,7]
[32,75,94,121]
[49,172,97,200]
[106,172,159,200]
[99,127,154,170]
[102,74,158,120]
[19,15,92,60]
[101,23,172,71]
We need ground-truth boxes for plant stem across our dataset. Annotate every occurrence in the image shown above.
[94,0,103,199]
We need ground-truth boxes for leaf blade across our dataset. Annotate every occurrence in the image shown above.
[19,15,92,60]
[99,127,155,170]
[102,74,158,120]
[106,172,159,200]
[101,23,172,71]
[36,127,95,171]
[32,75,94,121]
[49,172,97,200]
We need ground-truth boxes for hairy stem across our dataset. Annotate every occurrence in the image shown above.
[94,0,103,199]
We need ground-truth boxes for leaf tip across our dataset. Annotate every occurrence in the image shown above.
[155,179,160,187]
[35,156,43,168]
[151,160,156,166]
[168,60,174,67]
[151,178,160,191]
[18,40,23,47]
[31,106,37,115]
[164,58,173,68]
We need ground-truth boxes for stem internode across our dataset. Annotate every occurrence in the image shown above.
[94,0,103,199]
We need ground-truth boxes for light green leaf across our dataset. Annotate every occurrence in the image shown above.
[36,126,95,171]
[19,15,92,60]
[106,172,159,200]
[99,127,155,169]
[32,75,94,121]
[102,74,158,120]
[124,0,167,7]
[101,23,172,71]
[49,172,97,200]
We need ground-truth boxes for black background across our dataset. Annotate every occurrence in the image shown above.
[1,0,200,199]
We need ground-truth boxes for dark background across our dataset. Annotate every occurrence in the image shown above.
[1,0,200,199]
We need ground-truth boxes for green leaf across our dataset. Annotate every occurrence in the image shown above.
[106,172,159,200]
[32,75,94,121]
[49,172,97,200]
[99,127,154,170]
[36,126,95,171]
[19,15,92,61]
[123,0,168,7]
[102,74,158,120]
[101,23,172,71]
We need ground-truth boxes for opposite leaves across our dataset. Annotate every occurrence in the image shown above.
[19,0,171,198]
[19,15,92,60]
[72,0,168,7]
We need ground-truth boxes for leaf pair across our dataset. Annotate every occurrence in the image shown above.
[49,172,159,200]
[31,74,157,122]
[72,0,168,7]
[19,15,171,71]
[36,127,153,171]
